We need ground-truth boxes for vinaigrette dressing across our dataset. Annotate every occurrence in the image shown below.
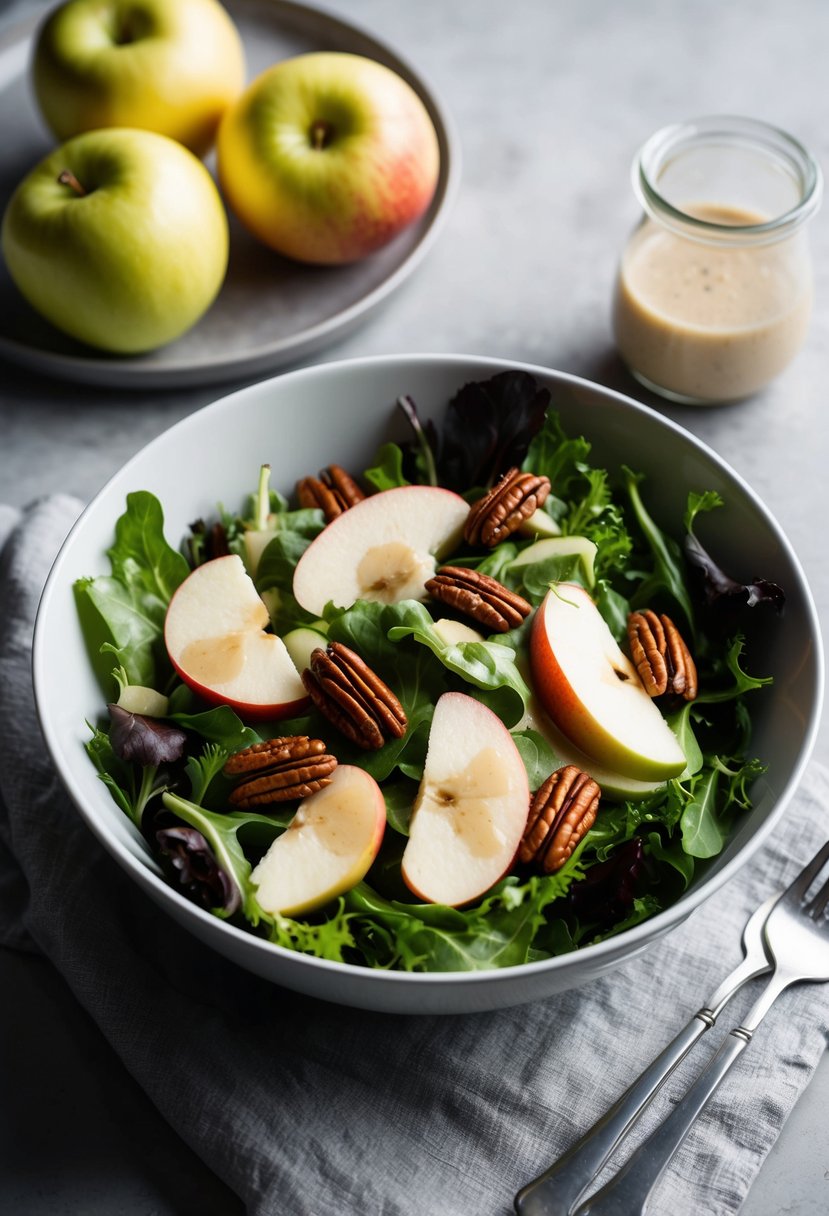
[613,117,822,404]
[613,203,813,403]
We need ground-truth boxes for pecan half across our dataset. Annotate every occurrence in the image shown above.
[224,736,338,807]
[519,765,601,874]
[464,467,552,547]
[296,465,366,522]
[425,566,532,633]
[627,610,698,701]
[302,641,407,751]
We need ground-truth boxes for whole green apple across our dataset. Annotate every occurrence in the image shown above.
[33,0,246,158]
[1,128,229,354]
[217,52,441,264]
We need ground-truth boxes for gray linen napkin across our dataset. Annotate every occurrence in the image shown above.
[1,494,827,1216]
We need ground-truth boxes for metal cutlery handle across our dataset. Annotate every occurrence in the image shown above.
[572,970,794,1216]
[513,897,775,1216]
[513,1015,709,1216]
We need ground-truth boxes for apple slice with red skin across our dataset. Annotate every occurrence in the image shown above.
[251,764,386,916]
[164,554,308,721]
[402,692,531,907]
[292,484,469,616]
[530,583,686,782]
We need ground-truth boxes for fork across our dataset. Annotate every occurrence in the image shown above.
[513,893,775,1216]
[514,839,829,1216]
[570,838,829,1215]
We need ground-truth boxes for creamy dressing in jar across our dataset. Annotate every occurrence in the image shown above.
[612,118,822,404]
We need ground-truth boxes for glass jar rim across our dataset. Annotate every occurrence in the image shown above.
[634,114,823,244]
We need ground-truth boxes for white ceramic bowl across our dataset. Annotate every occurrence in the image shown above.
[33,355,823,1014]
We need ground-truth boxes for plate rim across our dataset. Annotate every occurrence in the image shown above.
[0,0,462,389]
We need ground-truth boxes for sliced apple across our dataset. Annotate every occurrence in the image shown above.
[402,692,530,906]
[432,617,486,646]
[530,584,686,782]
[116,684,169,717]
[292,485,469,616]
[251,765,386,916]
[282,624,329,674]
[517,507,562,538]
[518,693,664,801]
[164,554,308,721]
[510,535,598,588]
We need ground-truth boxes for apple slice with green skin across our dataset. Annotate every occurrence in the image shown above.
[401,692,531,907]
[510,535,598,588]
[530,583,686,782]
[164,554,308,721]
[251,765,386,916]
[517,508,562,539]
[292,485,469,616]
[282,625,329,674]
[518,693,665,801]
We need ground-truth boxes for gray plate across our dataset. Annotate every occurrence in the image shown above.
[0,0,459,389]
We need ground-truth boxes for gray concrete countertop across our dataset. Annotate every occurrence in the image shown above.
[1,1,827,1212]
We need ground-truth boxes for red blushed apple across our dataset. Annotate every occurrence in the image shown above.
[292,484,469,617]
[164,554,308,721]
[530,584,686,783]
[401,693,531,907]
[251,765,386,916]
[216,51,440,265]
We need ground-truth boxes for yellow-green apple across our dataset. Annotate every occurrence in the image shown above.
[32,0,245,157]
[216,51,441,264]
[1,128,228,353]
[401,692,530,906]
[530,584,686,782]
[251,765,386,916]
[164,555,308,721]
[292,485,468,616]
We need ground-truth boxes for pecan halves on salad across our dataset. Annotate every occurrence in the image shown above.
[519,765,601,874]
[464,467,551,547]
[302,642,408,751]
[296,465,366,522]
[627,610,698,701]
[425,566,532,633]
[224,736,338,807]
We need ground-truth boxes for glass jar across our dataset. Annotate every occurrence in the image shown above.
[612,115,822,405]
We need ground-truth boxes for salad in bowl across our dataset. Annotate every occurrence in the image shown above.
[34,356,821,1013]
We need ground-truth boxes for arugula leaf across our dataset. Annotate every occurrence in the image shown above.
[346,869,580,971]
[696,634,773,705]
[363,442,410,492]
[185,742,231,806]
[255,526,323,634]
[624,468,695,635]
[385,599,529,728]
[511,729,562,789]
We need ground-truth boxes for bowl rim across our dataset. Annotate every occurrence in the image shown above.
[32,352,826,991]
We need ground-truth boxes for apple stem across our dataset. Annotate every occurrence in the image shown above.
[57,169,88,197]
[310,120,333,150]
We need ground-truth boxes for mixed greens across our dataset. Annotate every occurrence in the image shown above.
[76,370,780,972]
